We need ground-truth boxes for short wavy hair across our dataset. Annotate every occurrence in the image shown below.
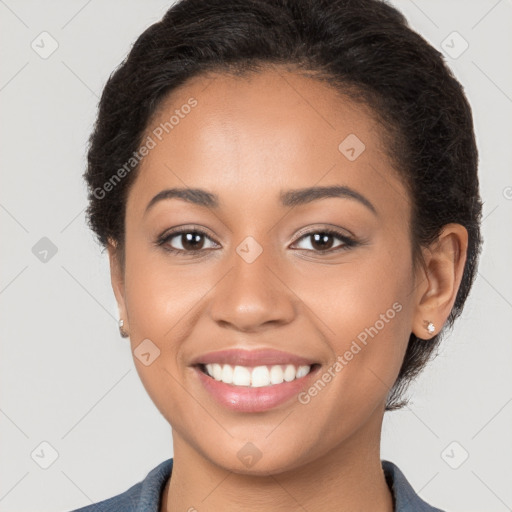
[84,0,483,410]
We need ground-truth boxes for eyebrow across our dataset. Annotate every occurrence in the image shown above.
[280,185,376,214]
[145,185,377,215]
[146,187,219,213]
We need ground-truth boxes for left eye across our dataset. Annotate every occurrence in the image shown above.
[291,230,354,252]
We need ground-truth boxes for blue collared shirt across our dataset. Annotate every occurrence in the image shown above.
[71,458,445,511]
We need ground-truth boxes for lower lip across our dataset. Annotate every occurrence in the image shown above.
[193,365,321,413]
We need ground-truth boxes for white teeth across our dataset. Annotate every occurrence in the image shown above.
[221,364,233,383]
[232,365,251,386]
[251,366,270,387]
[212,363,222,381]
[203,363,312,387]
[296,365,310,378]
[283,364,296,382]
[270,365,284,384]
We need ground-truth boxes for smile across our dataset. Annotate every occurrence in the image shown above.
[199,363,315,388]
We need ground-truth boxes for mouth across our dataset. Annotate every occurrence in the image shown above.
[194,362,322,388]
[189,347,323,412]
[192,361,322,413]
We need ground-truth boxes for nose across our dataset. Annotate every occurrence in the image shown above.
[208,244,296,333]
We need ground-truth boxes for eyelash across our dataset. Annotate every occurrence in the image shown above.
[156,226,359,257]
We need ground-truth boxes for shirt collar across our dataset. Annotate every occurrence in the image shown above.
[382,460,444,511]
[135,458,443,512]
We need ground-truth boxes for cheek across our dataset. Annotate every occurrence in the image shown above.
[123,240,203,338]
[121,243,204,418]
[291,243,414,401]
[122,240,222,396]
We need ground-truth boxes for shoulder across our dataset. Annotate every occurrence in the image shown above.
[382,460,445,512]
[69,458,174,512]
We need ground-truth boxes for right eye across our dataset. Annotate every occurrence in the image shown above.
[157,227,220,255]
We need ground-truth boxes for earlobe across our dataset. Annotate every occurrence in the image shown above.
[412,224,468,339]
[107,239,129,336]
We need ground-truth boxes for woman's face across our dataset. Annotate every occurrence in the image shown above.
[112,67,424,473]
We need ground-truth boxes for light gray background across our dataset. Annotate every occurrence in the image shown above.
[1,1,511,511]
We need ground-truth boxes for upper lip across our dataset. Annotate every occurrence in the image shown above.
[190,348,318,367]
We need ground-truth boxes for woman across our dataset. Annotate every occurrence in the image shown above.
[72,0,482,510]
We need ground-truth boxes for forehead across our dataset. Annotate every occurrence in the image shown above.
[128,67,408,217]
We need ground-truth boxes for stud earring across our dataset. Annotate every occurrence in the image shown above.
[426,321,435,335]
[118,319,129,338]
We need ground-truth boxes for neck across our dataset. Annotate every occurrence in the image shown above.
[162,411,393,512]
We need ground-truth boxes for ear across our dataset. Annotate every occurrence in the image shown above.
[107,239,128,330]
[412,224,468,339]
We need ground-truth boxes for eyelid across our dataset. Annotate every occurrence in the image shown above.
[157,224,217,243]
[292,223,356,241]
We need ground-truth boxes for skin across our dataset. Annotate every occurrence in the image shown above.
[107,66,468,512]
